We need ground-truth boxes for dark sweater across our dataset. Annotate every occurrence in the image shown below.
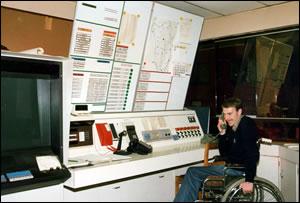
[218,116,259,182]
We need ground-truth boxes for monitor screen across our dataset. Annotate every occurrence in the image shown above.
[1,55,62,155]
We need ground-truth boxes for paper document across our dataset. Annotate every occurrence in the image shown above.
[108,154,132,161]
[36,155,62,171]
[68,159,90,168]
[73,153,112,164]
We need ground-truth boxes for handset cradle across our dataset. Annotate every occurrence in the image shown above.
[113,131,132,155]
[126,125,152,155]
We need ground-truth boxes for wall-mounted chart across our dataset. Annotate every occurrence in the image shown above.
[105,1,153,112]
[69,1,153,112]
[134,3,204,111]
[69,1,204,112]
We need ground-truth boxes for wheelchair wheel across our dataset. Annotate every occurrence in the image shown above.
[221,177,285,202]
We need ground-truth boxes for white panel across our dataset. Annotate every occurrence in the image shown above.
[187,1,265,15]
[64,171,174,202]
[256,156,279,187]
[137,3,204,111]
[157,1,221,19]
[259,1,287,5]
[280,158,297,202]
[2,184,63,202]
[74,1,123,28]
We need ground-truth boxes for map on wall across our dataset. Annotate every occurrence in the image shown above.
[134,3,204,111]
[69,1,204,112]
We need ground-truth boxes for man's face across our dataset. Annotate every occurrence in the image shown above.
[223,107,242,127]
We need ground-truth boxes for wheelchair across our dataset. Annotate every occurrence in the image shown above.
[198,161,285,202]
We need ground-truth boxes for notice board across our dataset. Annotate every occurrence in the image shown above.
[69,1,204,112]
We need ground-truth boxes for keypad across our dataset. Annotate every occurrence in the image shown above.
[6,170,33,182]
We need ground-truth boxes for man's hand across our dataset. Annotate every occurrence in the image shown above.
[217,116,226,135]
[240,182,253,194]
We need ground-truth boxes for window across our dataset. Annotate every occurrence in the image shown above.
[185,27,299,142]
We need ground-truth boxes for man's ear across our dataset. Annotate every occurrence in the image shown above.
[238,108,242,116]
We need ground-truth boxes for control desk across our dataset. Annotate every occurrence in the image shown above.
[64,109,217,190]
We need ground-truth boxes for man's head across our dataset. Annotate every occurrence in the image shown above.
[222,97,243,127]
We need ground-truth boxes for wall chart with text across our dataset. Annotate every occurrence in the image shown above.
[69,1,204,112]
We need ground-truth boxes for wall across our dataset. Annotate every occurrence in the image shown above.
[1,7,73,57]
[1,1,299,56]
[1,1,75,20]
[200,1,299,40]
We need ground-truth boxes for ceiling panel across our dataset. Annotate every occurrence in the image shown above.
[156,1,221,18]
[69,1,289,20]
[186,1,265,15]
[258,1,287,5]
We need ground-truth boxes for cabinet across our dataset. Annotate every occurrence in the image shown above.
[64,171,174,202]
[1,184,63,202]
[257,144,299,202]
[279,158,298,202]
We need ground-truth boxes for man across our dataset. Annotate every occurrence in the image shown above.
[174,97,259,202]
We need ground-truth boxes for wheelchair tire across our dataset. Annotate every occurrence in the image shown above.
[221,177,285,202]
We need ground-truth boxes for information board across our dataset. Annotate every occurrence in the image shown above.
[69,1,204,112]
[134,3,204,111]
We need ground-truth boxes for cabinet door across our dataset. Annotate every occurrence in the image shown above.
[2,184,63,202]
[64,171,174,202]
[64,181,130,202]
[137,171,174,201]
[280,158,297,202]
[257,156,279,187]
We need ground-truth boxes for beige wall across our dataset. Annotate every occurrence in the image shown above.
[2,1,299,47]
[200,1,299,41]
[1,1,75,20]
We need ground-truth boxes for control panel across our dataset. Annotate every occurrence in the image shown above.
[142,129,172,142]
[175,126,202,139]
[69,110,204,153]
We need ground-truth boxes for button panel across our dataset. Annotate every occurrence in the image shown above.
[6,170,34,182]
[175,126,202,139]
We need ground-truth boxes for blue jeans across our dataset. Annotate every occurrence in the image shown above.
[174,164,244,202]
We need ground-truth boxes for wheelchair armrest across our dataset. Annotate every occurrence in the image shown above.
[212,155,228,163]
[225,163,245,169]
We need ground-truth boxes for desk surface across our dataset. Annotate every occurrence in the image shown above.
[64,141,217,189]
[64,141,298,189]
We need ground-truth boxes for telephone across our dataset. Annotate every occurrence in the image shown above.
[126,125,152,155]
[220,112,227,129]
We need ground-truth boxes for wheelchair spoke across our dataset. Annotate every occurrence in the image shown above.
[220,177,284,202]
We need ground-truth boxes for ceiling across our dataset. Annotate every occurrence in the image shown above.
[156,1,288,19]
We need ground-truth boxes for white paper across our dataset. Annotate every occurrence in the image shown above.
[20,47,44,55]
[36,155,62,171]
[74,153,112,164]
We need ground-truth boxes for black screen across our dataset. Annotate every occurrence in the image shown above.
[75,104,88,111]
[1,56,61,153]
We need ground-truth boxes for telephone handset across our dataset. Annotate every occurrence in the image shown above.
[220,112,227,130]
[126,125,152,155]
